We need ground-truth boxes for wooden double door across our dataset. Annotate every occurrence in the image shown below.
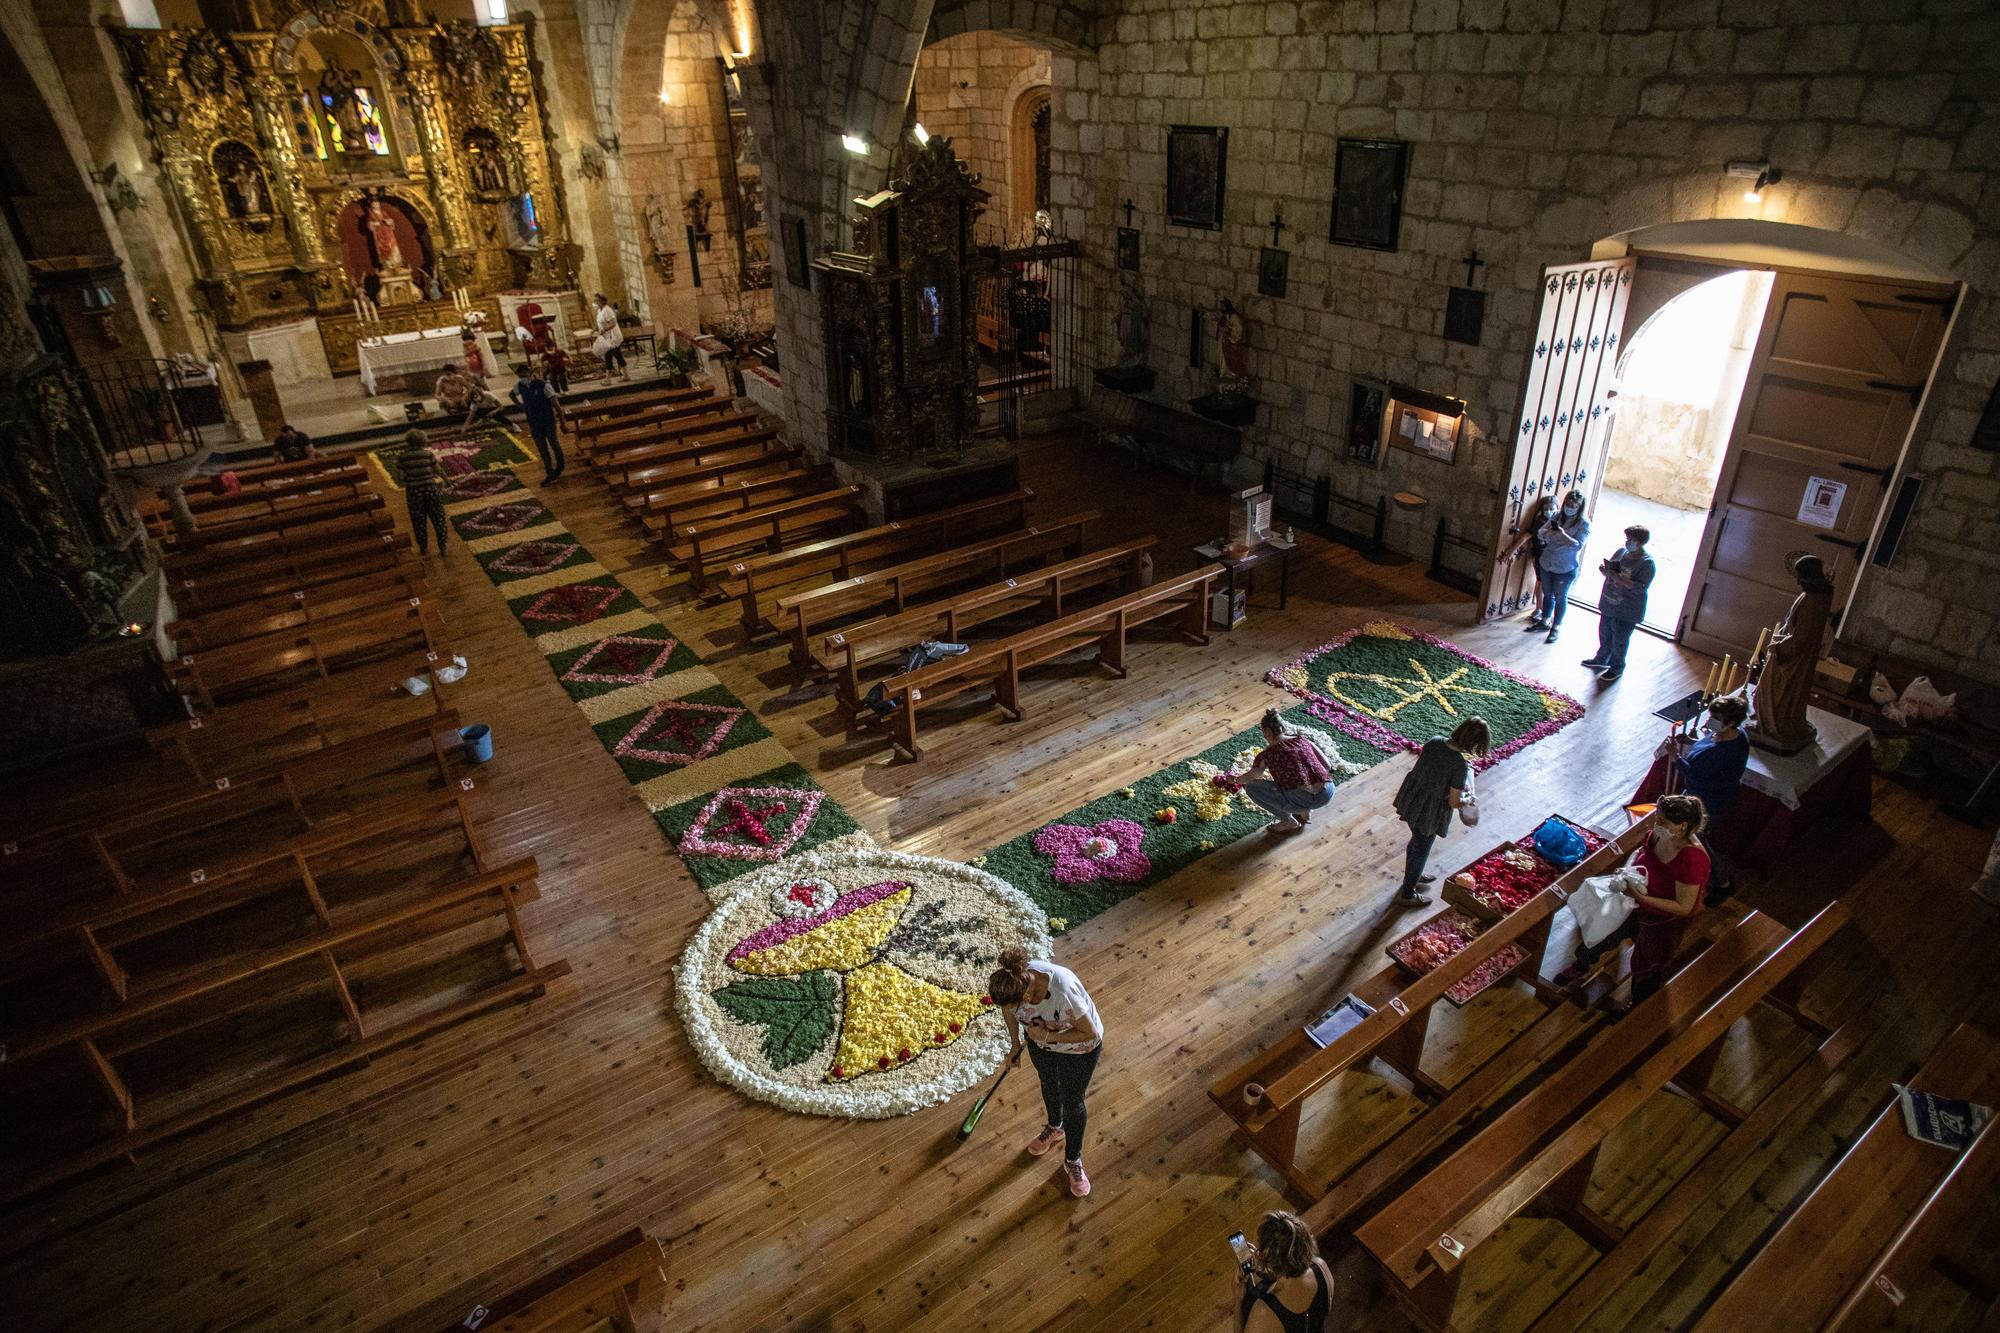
[1481,259,1956,656]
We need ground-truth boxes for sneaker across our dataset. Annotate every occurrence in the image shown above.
[1266,818,1304,836]
[1396,890,1433,907]
[921,640,970,658]
[1064,1159,1091,1198]
[1026,1124,1063,1158]
[1544,629,1559,643]
[1522,619,1548,632]
[1598,668,1623,682]
[1580,658,1609,668]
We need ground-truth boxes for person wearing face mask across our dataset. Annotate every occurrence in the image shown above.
[1670,694,1749,898]
[1554,793,1710,1010]
[1582,524,1656,681]
[1526,490,1590,644]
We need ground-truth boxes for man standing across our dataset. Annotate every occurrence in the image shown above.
[1583,524,1656,682]
[509,362,566,483]
[397,428,450,555]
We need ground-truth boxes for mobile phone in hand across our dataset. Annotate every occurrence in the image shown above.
[1228,1232,1254,1268]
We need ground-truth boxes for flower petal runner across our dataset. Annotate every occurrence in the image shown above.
[675,846,1051,1118]
[443,469,862,897]
[370,423,534,491]
[1266,620,1584,771]
[977,704,1394,933]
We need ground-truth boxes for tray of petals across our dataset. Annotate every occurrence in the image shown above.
[1386,909,1485,977]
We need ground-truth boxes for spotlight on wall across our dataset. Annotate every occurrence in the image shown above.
[911,122,930,146]
[658,89,672,105]
[1724,160,1781,204]
[841,133,868,155]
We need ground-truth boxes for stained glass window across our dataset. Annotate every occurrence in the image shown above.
[352,88,388,155]
[294,94,328,160]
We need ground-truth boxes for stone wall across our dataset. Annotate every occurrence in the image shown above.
[1054,0,2000,681]
[914,30,1051,232]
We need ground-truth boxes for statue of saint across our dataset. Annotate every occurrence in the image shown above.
[1114,281,1149,369]
[1215,298,1250,395]
[469,144,507,195]
[1747,551,1835,754]
[220,153,269,217]
[366,199,405,271]
[684,189,712,249]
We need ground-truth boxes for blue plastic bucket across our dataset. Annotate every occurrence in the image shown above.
[460,724,494,763]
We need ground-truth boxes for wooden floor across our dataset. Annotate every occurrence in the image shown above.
[6,434,1998,1332]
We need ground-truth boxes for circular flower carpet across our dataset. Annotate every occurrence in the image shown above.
[676,846,1051,1118]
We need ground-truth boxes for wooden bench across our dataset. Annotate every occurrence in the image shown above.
[152,465,375,536]
[163,507,400,585]
[1081,384,1241,489]
[774,511,1100,664]
[1690,1018,2000,1333]
[595,411,762,485]
[217,453,364,488]
[572,385,717,446]
[670,486,867,591]
[622,440,802,512]
[721,489,1037,636]
[639,465,831,544]
[883,563,1220,757]
[581,394,742,454]
[160,490,388,555]
[172,597,447,710]
[1356,899,1852,1332]
[815,539,1157,709]
[0,856,566,1204]
[606,425,786,497]
[170,565,429,653]
[442,1228,669,1333]
[168,525,411,614]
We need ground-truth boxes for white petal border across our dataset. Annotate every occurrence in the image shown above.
[673,845,1054,1119]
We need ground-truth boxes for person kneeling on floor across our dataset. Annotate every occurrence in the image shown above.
[1236,708,1338,836]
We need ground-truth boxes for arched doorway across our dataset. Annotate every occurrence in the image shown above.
[1010,88,1050,225]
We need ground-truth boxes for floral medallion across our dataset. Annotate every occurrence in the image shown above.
[676,846,1051,1117]
[459,500,550,534]
[678,784,825,862]
[561,633,681,687]
[488,539,581,576]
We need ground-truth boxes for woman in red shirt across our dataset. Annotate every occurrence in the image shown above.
[1238,709,1338,836]
[1560,793,1710,1007]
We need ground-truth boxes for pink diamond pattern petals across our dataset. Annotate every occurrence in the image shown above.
[612,699,745,767]
[460,500,548,533]
[561,634,680,687]
[520,581,623,626]
[680,785,826,863]
[489,539,580,575]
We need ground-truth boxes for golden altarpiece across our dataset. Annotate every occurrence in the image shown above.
[117,2,581,376]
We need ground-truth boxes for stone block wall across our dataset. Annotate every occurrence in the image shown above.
[913,30,1051,232]
[1056,0,2000,680]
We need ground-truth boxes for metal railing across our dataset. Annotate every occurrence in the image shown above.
[78,357,217,472]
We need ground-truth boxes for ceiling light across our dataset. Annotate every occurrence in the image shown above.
[842,134,868,155]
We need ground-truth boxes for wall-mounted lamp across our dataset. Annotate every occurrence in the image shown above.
[841,133,869,156]
[911,122,930,146]
[1725,160,1782,204]
[659,88,672,105]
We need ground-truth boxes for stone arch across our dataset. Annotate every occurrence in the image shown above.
[926,2,1097,54]
[1006,77,1050,224]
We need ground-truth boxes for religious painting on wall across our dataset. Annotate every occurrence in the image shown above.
[1346,377,1389,465]
[1116,226,1140,272]
[462,128,511,201]
[1330,138,1409,251]
[1166,126,1227,230]
[717,59,772,291]
[212,140,272,219]
[1258,246,1289,298]
[781,215,811,290]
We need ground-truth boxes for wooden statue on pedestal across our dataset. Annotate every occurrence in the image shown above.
[813,137,986,462]
[1747,551,1835,754]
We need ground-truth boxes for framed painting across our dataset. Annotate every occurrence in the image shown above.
[1166,126,1227,230]
[1330,138,1409,251]
[1258,246,1289,298]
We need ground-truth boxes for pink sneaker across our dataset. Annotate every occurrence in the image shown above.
[1026,1124,1062,1157]
[1064,1159,1091,1198]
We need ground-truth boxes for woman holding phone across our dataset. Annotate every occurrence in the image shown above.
[1232,1210,1334,1332]
[989,947,1102,1198]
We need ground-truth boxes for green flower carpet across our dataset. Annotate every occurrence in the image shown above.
[442,468,863,899]
[1266,620,1584,771]
[974,703,1395,933]
[371,423,532,491]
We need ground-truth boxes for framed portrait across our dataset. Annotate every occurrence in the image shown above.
[1258,247,1289,298]
[1330,138,1409,251]
[1116,226,1140,272]
[781,214,811,290]
[1166,126,1227,230]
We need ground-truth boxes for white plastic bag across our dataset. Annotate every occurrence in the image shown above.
[1565,869,1643,947]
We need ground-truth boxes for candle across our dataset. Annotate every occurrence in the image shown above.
[1703,661,1719,696]
[1751,626,1770,665]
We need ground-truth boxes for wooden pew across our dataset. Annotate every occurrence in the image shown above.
[773,510,1100,662]
[169,526,410,615]
[639,466,832,544]
[160,491,388,555]
[670,486,867,591]
[163,509,400,588]
[581,394,741,454]
[170,565,429,653]
[721,489,1037,635]
[445,1229,669,1333]
[215,453,363,488]
[595,411,762,484]
[151,465,374,536]
[1356,899,1852,1332]
[605,425,785,497]
[172,596,447,710]
[621,441,803,513]
[571,385,717,446]
[1212,818,1643,1213]
[1690,1019,2000,1333]
[815,539,1157,708]
[0,857,566,1204]
[882,563,1219,757]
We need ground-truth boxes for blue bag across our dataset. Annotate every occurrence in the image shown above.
[1532,817,1589,867]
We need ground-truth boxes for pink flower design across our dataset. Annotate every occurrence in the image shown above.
[1033,819,1151,885]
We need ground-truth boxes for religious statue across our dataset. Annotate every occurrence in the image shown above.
[1114,280,1149,369]
[365,199,405,271]
[684,189,712,251]
[215,144,269,218]
[1215,298,1250,396]
[468,140,507,196]
[318,67,367,148]
[1747,551,1835,755]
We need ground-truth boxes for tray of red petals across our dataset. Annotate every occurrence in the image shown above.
[1443,943,1529,1005]
[1441,815,1612,922]
[1386,910,1484,976]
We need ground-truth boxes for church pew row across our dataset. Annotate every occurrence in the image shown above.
[1354,899,1853,1333]
[620,441,804,517]
[0,856,566,1206]
[815,539,1158,711]
[570,384,718,446]
[882,563,1220,758]
[721,488,1038,635]
[1690,1019,2000,1333]
[168,525,413,616]
[158,490,389,557]
[669,487,869,591]
[444,1228,669,1333]
[595,411,764,486]
[145,464,376,537]
[775,511,1102,664]
[170,565,430,654]
[210,453,365,489]
[582,394,744,457]
[1212,818,1645,1210]
[171,596,448,712]
[638,465,833,545]
[0,707,467,903]
[163,508,401,589]
[608,425,786,498]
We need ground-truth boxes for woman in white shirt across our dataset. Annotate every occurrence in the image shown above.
[591,292,627,377]
[989,947,1103,1198]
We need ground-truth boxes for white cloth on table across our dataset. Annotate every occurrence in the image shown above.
[1741,706,1871,811]
[356,325,469,394]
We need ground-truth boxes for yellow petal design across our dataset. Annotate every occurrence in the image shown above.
[830,961,988,1081]
[731,888,911,975]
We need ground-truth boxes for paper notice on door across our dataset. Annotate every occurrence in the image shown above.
[1797,476,1847,529]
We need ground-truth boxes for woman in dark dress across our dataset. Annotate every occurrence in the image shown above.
[1390,717,1491,907]
[1234,1211,1334,1333]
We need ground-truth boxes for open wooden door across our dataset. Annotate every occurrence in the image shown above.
[1479,257,1635,621]
[1680,272,1956,656]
